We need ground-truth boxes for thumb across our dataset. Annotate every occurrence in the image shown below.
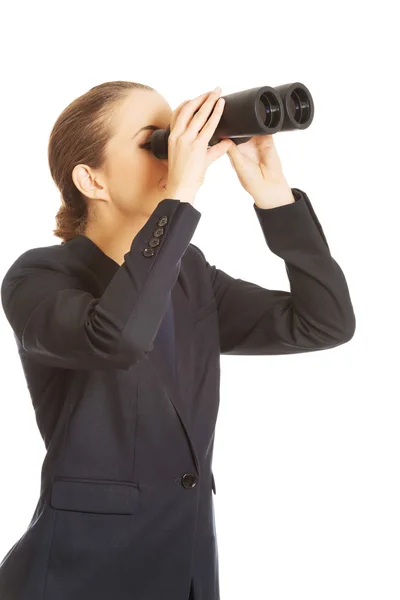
[206,139,233,166]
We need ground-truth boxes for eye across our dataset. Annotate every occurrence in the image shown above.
[139,140,152,150]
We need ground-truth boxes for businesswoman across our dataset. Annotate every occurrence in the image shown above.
[0,80,355,600]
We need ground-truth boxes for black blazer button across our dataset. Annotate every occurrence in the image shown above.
[158,216,168,226]
[148,237,160,248]
[181,473,198,489]
[143,248,155,257]
[153,227,164,237]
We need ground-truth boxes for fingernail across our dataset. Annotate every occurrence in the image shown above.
[214,86,221,92]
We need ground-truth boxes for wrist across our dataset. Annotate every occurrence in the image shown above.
[165,186,195,205]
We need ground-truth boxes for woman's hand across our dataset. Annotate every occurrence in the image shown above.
[225,134,295,209]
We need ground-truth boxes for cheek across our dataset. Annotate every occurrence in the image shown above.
[112,148,161,195]
[137,154,162,185]
[106,149,135,181]
[116,154,147,186]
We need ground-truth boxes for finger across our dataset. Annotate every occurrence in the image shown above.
[198,97,225,143]
[170,92,213,135]
[169,100,191,130]
[192,90,222,128]
[183,89,222,138]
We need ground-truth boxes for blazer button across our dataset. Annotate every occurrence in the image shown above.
[153,227,164,237]
[143,248,155,257]
[158,216,168,226]
[148,237,160,248]
[181,473,198,489]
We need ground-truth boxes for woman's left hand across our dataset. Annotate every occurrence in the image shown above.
[225,134,295,209]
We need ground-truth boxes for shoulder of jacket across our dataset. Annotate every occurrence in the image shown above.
[187,242,206,263]
[1,242,84,291]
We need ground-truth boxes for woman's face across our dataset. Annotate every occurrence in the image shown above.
[74,89,172,226]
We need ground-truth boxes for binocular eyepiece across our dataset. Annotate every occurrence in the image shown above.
[147,81,314,159]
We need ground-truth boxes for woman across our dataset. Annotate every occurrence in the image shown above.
[0,81,355,600]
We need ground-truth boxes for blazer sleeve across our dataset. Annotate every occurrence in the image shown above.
[191,188,356,356]
[1,198,201,370]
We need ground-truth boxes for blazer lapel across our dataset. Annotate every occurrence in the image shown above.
[148,275,200,475]
[65,235,200,475]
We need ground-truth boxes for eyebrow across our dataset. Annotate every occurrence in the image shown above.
[132,125,160,139]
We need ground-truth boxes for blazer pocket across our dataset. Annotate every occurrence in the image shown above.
[191,298,217,324]
[50,477,140,515]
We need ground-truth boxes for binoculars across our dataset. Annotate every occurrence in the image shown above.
[145,81,314,159]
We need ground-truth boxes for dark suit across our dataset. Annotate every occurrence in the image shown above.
[0,188,355,600]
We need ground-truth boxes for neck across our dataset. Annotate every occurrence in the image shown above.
[83,214,149,266]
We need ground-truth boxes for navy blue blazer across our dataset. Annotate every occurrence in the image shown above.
[0,188,355,600]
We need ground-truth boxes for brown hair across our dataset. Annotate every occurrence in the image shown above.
[49,80,155,244]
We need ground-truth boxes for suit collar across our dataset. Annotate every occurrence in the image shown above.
[64,234,120,288]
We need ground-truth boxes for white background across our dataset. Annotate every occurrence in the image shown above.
[0,1,398,599]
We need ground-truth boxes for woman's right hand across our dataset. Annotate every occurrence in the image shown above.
[165,87,232,205]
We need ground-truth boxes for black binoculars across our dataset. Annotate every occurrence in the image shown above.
[144,81,314,159]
